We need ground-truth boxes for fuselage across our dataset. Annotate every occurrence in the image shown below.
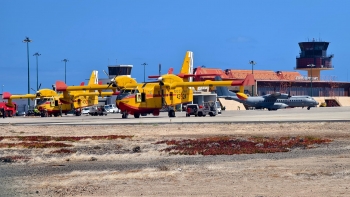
[236,95,319,110]
[116,75,193,116]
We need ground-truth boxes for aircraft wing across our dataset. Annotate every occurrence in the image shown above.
[2,92,37,100]
[167,74,254,89]
[56,81,113,92]
[73,91,120,97]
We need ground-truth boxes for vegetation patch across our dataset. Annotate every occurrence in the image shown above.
[0,142,73,149]
[155,136,332,155]
[0,135,133,142]
[50,148,77,154]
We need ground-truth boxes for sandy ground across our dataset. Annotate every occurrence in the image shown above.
[1,122,350,197]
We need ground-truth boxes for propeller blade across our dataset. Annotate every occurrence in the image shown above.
[38,83,42,90]
[103,70,109,77]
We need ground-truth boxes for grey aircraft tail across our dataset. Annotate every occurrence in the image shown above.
[214,76,237,97]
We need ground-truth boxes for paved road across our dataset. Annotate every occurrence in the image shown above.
[0,107,349,125]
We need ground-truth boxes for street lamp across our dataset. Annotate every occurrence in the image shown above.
[23,37,32,106]
[33,52,41,90]
[141,62,148,83]
[249,60,256,96]
[62,59,69,83]
[307,64,315,96]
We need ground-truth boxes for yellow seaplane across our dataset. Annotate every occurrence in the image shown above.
[115,73,255,118]
[2,71,118,116]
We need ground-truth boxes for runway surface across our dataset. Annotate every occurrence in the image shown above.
[0,107,349,125]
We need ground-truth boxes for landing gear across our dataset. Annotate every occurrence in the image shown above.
[134,113,140,118]
[307,107,311,110]
[122,111,129,119]
[168,109,175,117]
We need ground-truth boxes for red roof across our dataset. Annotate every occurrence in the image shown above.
[195,68,302,81]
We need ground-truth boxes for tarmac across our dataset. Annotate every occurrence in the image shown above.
[0,106,349,125]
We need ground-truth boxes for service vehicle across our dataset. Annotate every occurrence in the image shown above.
[0,102,17,117]
[201,101,218,117]
[185,104,199,117]
[216,101,222,114]
[89,106,107,116]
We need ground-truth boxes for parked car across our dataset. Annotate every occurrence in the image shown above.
[106,104,120,113]
[82,107,90,115]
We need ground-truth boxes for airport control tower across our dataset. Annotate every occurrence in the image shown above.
[99,64,133,84]
[107,64,133,78]
[295,39,334,80]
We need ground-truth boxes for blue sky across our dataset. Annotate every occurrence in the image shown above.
[1,0,350,94]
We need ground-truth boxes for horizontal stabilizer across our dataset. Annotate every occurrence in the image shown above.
[56,81,68,91]
[2,92,12,99]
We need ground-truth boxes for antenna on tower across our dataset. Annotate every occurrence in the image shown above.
[159,64,161,76]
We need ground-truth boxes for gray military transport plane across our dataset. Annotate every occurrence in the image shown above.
[215,76,319,111]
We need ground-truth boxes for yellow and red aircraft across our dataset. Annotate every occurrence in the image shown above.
[115,73,255,118]
[53,51,255,118]
[2,71,118,116]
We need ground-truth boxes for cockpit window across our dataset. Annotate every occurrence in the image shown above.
[36,98,49,105]
[120,89,139,94]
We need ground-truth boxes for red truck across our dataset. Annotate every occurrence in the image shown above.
[0,102,17,117]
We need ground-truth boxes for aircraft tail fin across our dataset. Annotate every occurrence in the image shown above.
[88,70,99,86]
[168,68,174,74]
[214,76,237,97]
[180,51,193,82]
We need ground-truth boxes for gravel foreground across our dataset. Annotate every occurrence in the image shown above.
[0,122,350,197]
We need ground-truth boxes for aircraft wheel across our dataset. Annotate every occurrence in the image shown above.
[134,113,140,118]
[307,107,311,110]
[168,110,175,117]
[122,111,128,119]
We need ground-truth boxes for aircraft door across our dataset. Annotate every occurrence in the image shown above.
[50,97,55,107]
[136,93,142,103]
[141,93,146,102]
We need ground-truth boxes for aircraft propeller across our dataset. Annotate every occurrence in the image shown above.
[30,83,42,97]
[103,69,121,90]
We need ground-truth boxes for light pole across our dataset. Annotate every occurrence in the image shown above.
[33,52,41,90]
[62,59,69,83]
[23,37,32,106]
[307,64,315,96]
[249,60,256,96]
[141,62,148,83]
